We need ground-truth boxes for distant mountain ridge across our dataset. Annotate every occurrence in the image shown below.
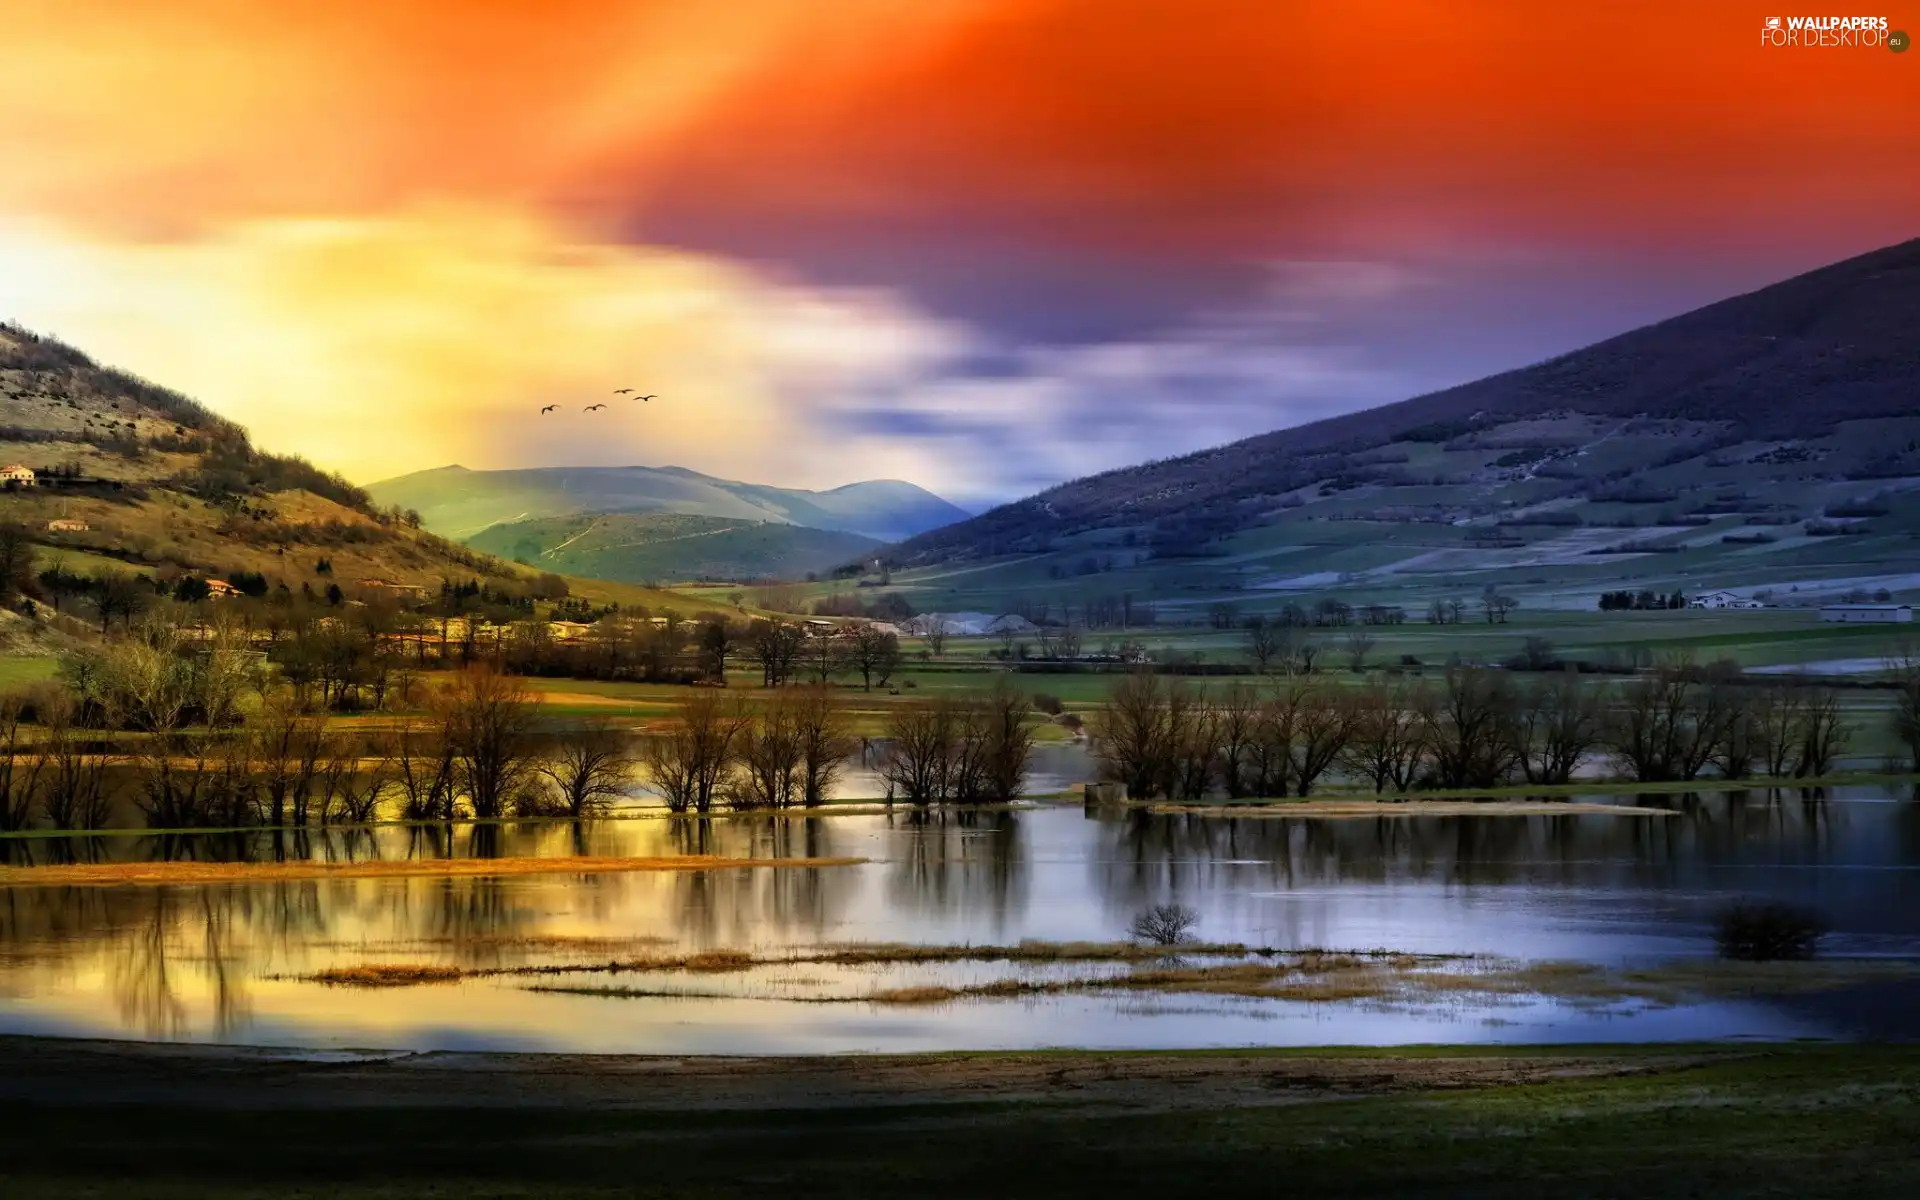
[890,237,1920,565]
[366,464,969,543]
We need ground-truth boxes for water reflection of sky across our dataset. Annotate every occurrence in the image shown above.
[3,786,1919,1052]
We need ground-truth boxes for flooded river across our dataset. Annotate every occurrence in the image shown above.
[4,786,1919,1052]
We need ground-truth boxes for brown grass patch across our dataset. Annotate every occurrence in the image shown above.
[0,854,865,888]
[308,964,463,988]
[802,940,1267,967]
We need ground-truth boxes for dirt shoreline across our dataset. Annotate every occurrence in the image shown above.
[0,1033,1740,1112]
[0,854,865,888]
[1147,800,1679,818]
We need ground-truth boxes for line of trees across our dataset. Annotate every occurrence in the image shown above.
[1598,589,1688,611]
[638,688,854,813]
[635,678,1038,811]
[0,664,639,831]
[1089,664,1863,799]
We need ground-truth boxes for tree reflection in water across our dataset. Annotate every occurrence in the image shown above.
[0,792,1909,1046]
[885,808,1028,935]
[669,815,858,946]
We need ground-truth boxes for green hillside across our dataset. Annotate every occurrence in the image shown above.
[467,512,881,584]
[0,323,732,621]
[862,239,1920,619]
[367,463,967,543]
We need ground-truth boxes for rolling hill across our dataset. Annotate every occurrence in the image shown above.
[466,512,882,584]
[0,323,730,619]
[864,238,1920,616]
[366,464,968,544]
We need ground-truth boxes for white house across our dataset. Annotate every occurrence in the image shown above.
[0,465,35,487]
[1820,603,1913,623]
[1688,590,1763,610]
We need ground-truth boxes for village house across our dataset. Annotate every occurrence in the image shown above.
[0,465,36,488]
[45,517,89,532]
[1820,603,1913,624]
[1687,590,1763,610]
[203,579,243,599]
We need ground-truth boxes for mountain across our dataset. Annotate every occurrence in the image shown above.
[366,464,968,543]
[466,512,882,584]
[0,323,727,617]
[871,238,1920,612]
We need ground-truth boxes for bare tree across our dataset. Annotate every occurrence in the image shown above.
[923,621,948,657]
[1292,636,1322,675]
[433,667,539,819]
[801,628,849,685]
[1604,663,1739,784]
[538,720,635,818]
[36,691,115,829]
[1212,682,1263,798]
[0,695,46,831]
[1273,681,1351,796]
[848,625,902,691]
[641,690,748,813]
[696,619,733,682]
[1511,672,1602,785]
[312,732,358,825]
[977,676,1039,803]
[1886,643,1920,771]
[1055,622,1082,661]
[1481,588,1518,624]
[1749,686,1806,779]
[879,699,959,805]
[1424,667,1519,788]
[1089,671,1174,799]
[390,724,459,820]
[1794,689,1851,778]
[1342,627,1376,674]
[791,685,856,806]
[1244,617,1281,674]
[1162,681,1217,800]
[253,692,324,827]
[1342,680,1430,793]
[1130,903,1199,946]
[747,620,805,687]
[331,735,396,824]
[731,691,800,809]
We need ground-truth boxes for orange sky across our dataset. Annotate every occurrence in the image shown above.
[1,1,1915,497]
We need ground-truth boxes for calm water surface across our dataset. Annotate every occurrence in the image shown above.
[4,785,1920,1053]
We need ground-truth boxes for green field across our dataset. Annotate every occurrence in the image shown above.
[3,1043,1917,1198]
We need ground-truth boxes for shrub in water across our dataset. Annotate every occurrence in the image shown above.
[1130,903,1200,946]
[1713,901,1828,961]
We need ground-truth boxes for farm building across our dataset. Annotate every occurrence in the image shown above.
[45,517,88,532]
[1819,603,1913,623]
[0,465,36,487]
[203,579,243,599]
[1688,590,1763,610]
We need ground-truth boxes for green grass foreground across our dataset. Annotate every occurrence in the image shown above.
[2,1043,1918,1197]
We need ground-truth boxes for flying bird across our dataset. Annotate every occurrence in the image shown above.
[584,403,607,411]
[635,394,658,402]
[612,388,633,394]
[540,404,557,414]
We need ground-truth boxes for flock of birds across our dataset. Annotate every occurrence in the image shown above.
[541,388,658,416]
